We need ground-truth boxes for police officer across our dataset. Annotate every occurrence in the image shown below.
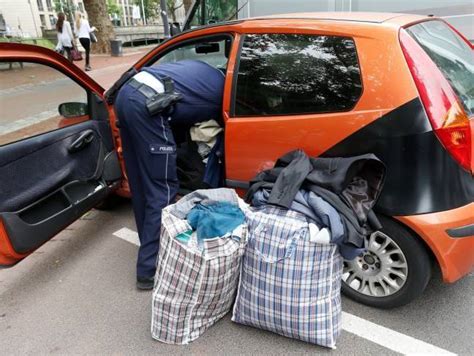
[114,60,224,290]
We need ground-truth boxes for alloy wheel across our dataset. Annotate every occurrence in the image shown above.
[342,231,408,297]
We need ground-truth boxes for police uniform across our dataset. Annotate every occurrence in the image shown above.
[114,60,225,283]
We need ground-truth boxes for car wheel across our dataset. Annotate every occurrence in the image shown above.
[341,215,432,309]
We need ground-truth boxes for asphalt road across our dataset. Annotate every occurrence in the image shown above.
[0,199,472,355]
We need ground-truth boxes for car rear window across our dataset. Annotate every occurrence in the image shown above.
[407,20,474,116]
[233,33,362,116]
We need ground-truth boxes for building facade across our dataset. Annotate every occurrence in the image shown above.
[0,0,87,38]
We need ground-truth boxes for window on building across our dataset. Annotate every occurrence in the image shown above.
[46,0,53,11]
[234,33,363,116]
[37,0,44,11]
[78,2,84,12]
[40,14,46,27]
[49,15,56,27]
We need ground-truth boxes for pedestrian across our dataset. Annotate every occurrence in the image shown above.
[75,13,96,71]
[55,12,74,62]
[114,60,224,290]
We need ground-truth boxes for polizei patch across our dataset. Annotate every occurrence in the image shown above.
[149,144,176,154]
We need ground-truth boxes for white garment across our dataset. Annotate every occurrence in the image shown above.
[132,71,165,93]
[75,19,94,39]
[57,20,73,48]
[190,120,222,147]
[190,119,223,162]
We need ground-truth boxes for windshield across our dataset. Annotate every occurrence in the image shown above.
[185,0,238,29]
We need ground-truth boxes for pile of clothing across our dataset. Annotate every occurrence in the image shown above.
[176,119,224,191]
[246,149,386,260]
[151,150,385,348]
[151,188,248,344]
[233,149,385,348]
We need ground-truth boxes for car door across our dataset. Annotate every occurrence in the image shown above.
[223,30,394,188]
[0,43,122,267]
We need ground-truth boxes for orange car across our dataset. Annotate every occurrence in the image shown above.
[0,13,472,308]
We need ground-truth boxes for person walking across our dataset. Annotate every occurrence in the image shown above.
[55,13,74,62]
[75,13,96,71]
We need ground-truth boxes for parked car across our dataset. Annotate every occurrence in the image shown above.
[0,12,472,309]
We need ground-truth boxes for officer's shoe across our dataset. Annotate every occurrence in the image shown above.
[136,276,154,290]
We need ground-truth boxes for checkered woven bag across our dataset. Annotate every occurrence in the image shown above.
[232,205,343,349]
[151,189,248,344]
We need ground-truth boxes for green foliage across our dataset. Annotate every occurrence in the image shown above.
[167,0,183,21]
[134,0,159,20]
[107,0,123,17]
[53,0,76,24]
[0,37,55,50]
[189,0,237,26]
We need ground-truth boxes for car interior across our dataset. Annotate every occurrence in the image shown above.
[0,62,122,255]
[148,35,233,193]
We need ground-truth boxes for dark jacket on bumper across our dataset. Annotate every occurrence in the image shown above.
[245,150,386,259]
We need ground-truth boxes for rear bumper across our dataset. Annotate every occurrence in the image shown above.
[396,202,474,283]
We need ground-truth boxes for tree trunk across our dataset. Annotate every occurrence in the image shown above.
[83,0,115,54]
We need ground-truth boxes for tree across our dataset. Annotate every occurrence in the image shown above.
[134,0,159,21]
[166,0,183,22]
[53,0,75,25]
[83,0,115,54]
[107,0,123,18]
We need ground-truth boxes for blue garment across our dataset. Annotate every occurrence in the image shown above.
[187,202,245,240]
[252,189,365,260]
[115,82,179,278]
[115,60,225,278]
[142,60,225,126]
[203,133,224,188]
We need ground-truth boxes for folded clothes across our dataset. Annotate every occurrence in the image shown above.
[187,201,245,240]
[252,188,365,259]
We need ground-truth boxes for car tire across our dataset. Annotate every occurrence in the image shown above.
[341,215,432,309]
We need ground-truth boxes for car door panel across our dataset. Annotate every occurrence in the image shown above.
[0,120,119,255]
[0,44,121,266]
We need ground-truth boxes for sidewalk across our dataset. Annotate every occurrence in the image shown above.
[1,45,155,90]
[76,45,156,73]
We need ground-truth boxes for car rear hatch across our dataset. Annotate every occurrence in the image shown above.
[399,19,474,174]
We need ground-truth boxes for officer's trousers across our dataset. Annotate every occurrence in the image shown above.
[115,83,178,278]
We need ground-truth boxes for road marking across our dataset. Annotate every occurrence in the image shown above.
[342,312,456,355]
[113,227,140,246]
[112,227,458,355]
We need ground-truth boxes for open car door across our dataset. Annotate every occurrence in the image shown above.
[0,43,122,267]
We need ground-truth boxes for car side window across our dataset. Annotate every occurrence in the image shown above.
[233,34,363,116]
[153,37,232,70]
[0,61,89,146]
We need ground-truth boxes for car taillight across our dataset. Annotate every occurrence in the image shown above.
[399,29,472,174]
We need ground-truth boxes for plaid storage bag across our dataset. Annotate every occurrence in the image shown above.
[232,205,343,349]
[151,188,249,344]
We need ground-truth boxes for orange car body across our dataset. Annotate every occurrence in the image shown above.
[130,13,474,283]
[0,13,472,284]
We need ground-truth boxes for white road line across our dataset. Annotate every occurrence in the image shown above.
[113,227,140,246]
[342,312,456,355]
[112,227,458,356]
